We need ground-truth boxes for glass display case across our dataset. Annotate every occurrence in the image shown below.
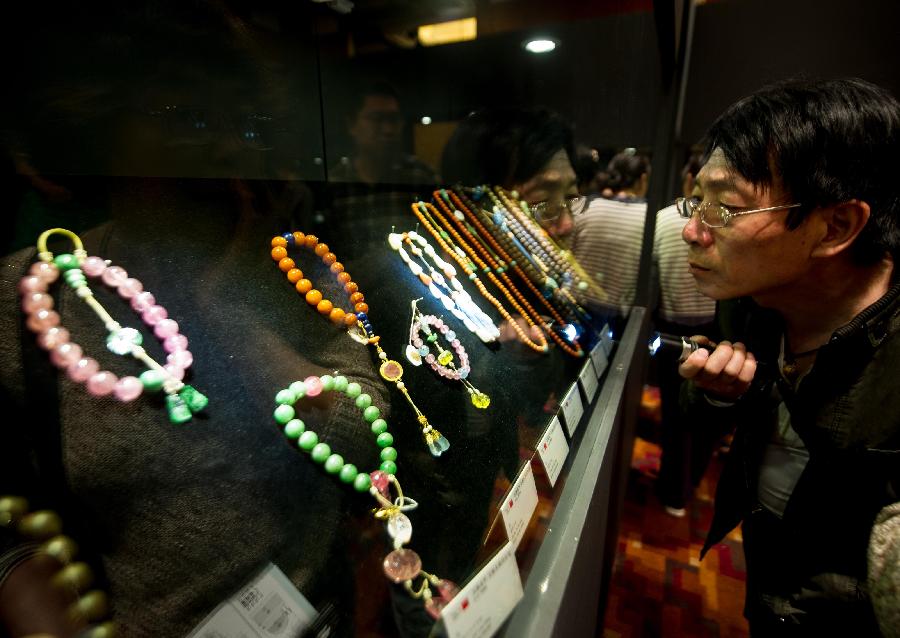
[0,2,667,637]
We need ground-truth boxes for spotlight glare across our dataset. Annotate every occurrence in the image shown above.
[524,38,557,54]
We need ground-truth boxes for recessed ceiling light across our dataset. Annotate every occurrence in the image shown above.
[524,38,558,54]
[420,116,432,125]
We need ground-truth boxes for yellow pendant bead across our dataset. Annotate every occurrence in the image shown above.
[437,351,453,366]
[470,392,491,409]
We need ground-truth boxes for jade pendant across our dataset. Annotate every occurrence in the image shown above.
[166,394,192,424]
[179,385,209,413]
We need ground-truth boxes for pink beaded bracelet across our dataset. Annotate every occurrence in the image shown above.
[19,228,208,423]
[404,299,490,409]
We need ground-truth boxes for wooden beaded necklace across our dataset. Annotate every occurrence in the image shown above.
[436,189,585,358]
[0,495,117,635]
[457,186,590,324]
[490,187,596,301]
[270,232,450,457]
[492,186,608,314]
[409,201,550,354]
[271,373,458,618]
[20,228,208,424]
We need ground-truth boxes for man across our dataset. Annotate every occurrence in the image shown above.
[678,78,899,636]
[327,81,438,259]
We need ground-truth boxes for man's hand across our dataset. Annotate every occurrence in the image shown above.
[678,336,757,402]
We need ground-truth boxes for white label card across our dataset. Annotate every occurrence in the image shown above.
[559,383,585,437]
[188,563,317,638]
[591,341,609,379]
[442,543,524,638]
[500,462,539,549]
[578,360,599,404]
[601,323,614,356]
[536,416,569,487]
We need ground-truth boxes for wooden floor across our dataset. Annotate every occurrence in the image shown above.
[601,433,749,638]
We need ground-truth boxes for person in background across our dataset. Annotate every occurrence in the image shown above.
[568,149,651,335]
[679,78,900,636]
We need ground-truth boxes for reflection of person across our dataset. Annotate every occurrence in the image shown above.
[330,82,436,187]
[678,78,900,635]
[441,107,583,240]
[440,106,608,323]
[327,82,438,260]
[568,149,651,334]
[438,105,588,409]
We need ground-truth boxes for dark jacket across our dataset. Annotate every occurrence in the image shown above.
[685,285,900,633]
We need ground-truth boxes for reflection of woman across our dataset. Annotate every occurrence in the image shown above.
[442,107,582,240]
[569,149,651,335]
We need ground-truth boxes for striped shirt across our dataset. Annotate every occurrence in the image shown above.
[653,204,715,325]
[570,196,647,316]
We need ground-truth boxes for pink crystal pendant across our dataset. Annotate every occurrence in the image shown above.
[369,471,390,499]
[379,360,404,382]
[424,579,460,620]
[382,548,422,584]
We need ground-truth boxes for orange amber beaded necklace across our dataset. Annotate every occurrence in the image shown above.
[410,201,549,354]
[270,232,450,457]
[436,189,584,358]
[271,231,366,327]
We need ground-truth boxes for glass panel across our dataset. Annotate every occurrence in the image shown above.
[0,2,658,636]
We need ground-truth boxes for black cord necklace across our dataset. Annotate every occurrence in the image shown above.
[782,343,822,379]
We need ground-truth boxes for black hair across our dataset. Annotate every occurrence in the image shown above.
[440,107,575,187]
[704,78,900,265]
[574,146,602,191]
[605,149,651,192]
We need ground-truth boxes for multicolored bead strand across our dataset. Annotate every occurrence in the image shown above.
[492,186,604,310]
[270,232,450,457]
[272,374,458,618]
[405,299,490,409]
[436,188,585,358]
[20,229,208,424]
[457,186,592,324]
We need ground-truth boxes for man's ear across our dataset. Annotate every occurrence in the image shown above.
[810,200,871,258]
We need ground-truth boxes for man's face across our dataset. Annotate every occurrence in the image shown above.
[348,94,403,154]
[682,148,817,305]
[516,148,578,239]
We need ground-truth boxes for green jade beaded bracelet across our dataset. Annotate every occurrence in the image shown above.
[272,373,459,618]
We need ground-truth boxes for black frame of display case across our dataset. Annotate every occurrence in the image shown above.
[503,307,652,637]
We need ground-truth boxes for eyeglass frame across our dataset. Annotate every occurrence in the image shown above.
[529,195,589,224]
[675,196,803,228]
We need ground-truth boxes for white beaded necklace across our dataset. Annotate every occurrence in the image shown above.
[388,231,500,344]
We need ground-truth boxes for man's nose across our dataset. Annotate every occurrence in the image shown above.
[682,212,711,246]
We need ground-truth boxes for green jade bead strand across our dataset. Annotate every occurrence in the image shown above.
[271,373,455,615]
[272,374,399,489]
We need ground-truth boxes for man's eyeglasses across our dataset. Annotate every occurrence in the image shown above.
[676,196,802,228]
[530,195,588,224]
